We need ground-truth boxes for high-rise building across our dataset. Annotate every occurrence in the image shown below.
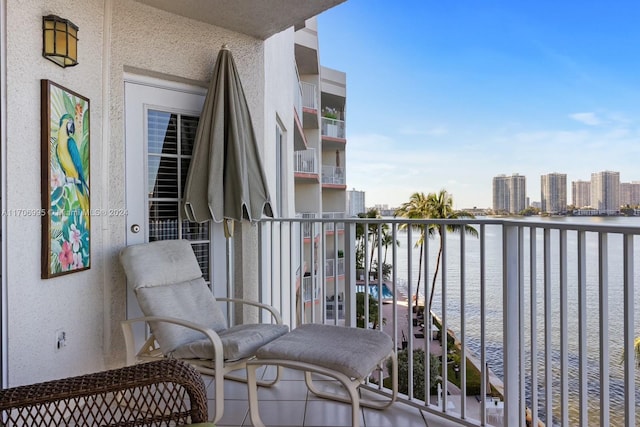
[492,175,509,213]
[572,180,591,208]
[492,173,526,214]
[591,171,620,214]
[347,189,365,217]
[541,173,567,214]
[620,181,640,207]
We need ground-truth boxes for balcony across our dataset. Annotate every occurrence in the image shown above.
[293,78,307,151]
[250,217,639,426]
[294,149,318,181]
[321,117,346,140]
[322,211,346,233]
[321,165,346,187]
[301,81,319,129]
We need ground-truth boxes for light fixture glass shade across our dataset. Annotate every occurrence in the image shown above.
[42,15,78,68]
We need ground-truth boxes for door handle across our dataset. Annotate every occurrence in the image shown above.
[130,224,141,233]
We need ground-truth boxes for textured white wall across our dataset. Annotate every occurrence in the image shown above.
[5,0,106,386]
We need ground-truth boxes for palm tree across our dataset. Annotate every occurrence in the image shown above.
[395,190,478,312]
[395,192,434,309]
[425,190,478,315]
[381,227,399,265]
[355,208,381,272]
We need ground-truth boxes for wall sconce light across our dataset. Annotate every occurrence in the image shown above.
[42,15,78,68]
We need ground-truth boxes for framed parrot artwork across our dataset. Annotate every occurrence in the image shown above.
[41,80,90,278]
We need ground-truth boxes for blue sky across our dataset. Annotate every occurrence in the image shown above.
[317,1,640,209]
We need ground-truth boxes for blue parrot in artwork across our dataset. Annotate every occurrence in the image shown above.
[56,113,89,226]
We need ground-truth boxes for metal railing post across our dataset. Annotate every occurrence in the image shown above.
[502,223,520,426]
[344,222,357,327]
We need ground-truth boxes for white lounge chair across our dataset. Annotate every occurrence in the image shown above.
[119,239,289,424]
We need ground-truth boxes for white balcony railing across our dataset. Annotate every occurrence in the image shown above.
[301,82,318,110]
[253,217,639,427]
[322,212,345,232]
[295,212,318,239]
[294,79,303,122]
[321,166,345,185]
[294,149,317,174]
[321,117,345,138]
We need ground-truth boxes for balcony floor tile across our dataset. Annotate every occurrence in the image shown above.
[205,372,468,427]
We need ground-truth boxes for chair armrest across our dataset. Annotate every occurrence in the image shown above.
[0,359,209,425]
[121,316,225,373]
[216,297,283,325]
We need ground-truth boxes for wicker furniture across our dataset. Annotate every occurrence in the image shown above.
[0,359,214,426]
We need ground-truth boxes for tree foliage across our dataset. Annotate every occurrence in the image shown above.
[388,348,441,401]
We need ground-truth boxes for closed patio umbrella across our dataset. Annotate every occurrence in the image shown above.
[183,45,273,236]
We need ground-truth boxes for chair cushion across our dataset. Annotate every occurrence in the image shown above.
[135,277,228,353]
[170,323,289,361]
[255,324,393,379]
[120,240,203,290]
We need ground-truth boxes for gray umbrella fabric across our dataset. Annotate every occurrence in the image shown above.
[183,46,273,234]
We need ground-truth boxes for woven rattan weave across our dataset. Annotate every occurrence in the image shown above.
[0,359,209,426]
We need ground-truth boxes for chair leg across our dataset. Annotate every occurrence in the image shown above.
[211,375,225,424]
[247,363,266,427]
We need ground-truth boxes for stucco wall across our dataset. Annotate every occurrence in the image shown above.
[5,0,106,386]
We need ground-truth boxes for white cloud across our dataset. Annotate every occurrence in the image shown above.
[569,112,601,126]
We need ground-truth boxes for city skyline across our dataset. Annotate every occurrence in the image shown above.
[362,170,640,210]
[318,1,640,209]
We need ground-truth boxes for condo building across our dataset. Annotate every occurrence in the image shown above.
[572,180,591,208]
[347,188,365,217]
[591,171,620,215]
[492,173,526,214]
[540,173,567,214]
[294,22,348,320]
[620,181,640,207]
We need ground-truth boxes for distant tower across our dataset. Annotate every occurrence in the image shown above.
[347,188,365,217]
[591,171,620,214]
[620,181,640,207]
[572,180,591,208]
[492,175,509,213]
[541,173,567,214]
[493,173,526,214]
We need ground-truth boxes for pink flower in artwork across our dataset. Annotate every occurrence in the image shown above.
[51,169,63,189]
[58,241,74,270]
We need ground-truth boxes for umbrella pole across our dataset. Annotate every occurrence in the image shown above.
[226,232,234,326]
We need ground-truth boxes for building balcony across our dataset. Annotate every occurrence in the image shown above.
[325,257,345,278]
[294,149,318,182]
[301,81,319,129]
[321,165,346,187]
[321,117,346,140]
[248,217,640,427]
[322,211,346,233]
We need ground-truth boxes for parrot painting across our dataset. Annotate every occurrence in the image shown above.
[56,113,90,227]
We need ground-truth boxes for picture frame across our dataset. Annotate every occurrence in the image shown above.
[41,79,90,278]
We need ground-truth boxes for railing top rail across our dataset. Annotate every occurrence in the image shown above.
[262,217,640,234]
